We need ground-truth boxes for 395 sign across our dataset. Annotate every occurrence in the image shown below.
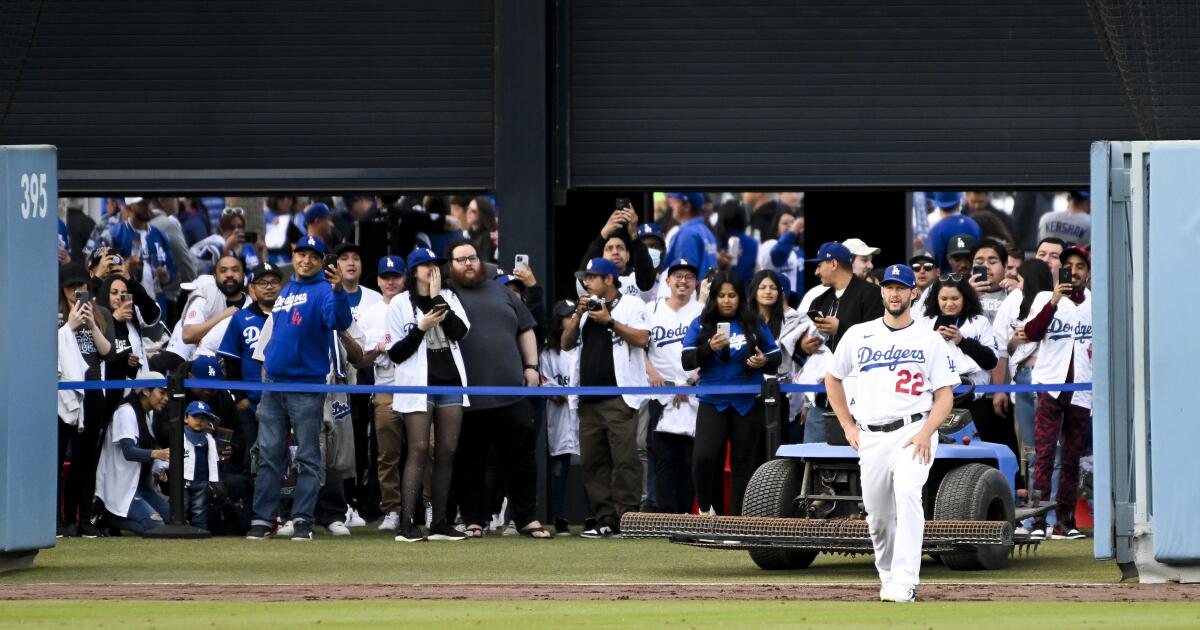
[19,172,49,219]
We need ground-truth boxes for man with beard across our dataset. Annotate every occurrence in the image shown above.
[154,255,251,373]
[445,240,552,538]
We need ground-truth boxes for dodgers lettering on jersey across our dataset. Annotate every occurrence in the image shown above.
[272,292,308,313]
[652,322,690,348]
[828,319,959,426]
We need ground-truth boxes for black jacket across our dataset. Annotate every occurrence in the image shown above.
[805,274,885,352]
[578,230,657,292]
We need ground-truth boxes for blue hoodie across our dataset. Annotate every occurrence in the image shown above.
[263,274,353,383]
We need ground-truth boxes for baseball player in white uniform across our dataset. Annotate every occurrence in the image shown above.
[825,264,959,603]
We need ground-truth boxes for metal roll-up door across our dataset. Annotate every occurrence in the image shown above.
[0,1,494,193]
[570,0,1140,189]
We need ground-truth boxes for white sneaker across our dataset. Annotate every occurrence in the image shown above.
[881,585,916,603]
[501,521,519,537]
[879,584,891,602]
[276,519,295,538]
[1014,526,1030,537]
[345,508,366,528]
[378,512,401,532]
[326,521,351,537]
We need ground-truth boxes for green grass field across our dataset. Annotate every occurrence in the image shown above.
[3,601,1199,629]
[1,529,1113,584]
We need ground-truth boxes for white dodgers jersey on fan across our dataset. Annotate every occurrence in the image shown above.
[828,319,960,426]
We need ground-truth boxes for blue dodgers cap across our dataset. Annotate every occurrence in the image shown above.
[304,202,332,225]
[496,274,525,289]
[929,192,963,209]
[638,223,665,239]
[666,257,699,276]
[189,355,224,380]
[293,235,326,256]
[406,247,445,269]
[377,255,406,276]
[574,257,621,282]
[666,192,706,212]
[805,241,853,265]
[880,264,917,288]
[186,400,218,419]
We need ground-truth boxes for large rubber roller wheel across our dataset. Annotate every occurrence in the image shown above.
[742,459,818,570]
[933,463,1015,570]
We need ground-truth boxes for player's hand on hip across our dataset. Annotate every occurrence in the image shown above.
[902,431,933,464]
[844,424,861,450]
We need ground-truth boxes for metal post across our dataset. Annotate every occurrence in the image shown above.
[762,376,781,460]
[142,365,209,539]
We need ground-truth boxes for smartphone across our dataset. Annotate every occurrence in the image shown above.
[615,197,631,211]
[244,231,258,245]
[323,254,339,274]
[514,254,530,273]
[934,314,957,329]
[119,293,133,304]
[972,265,988,283]
[716,322,731,338]
[806,309,823,321]
[1058,267,1072,285]
[74,289,89,304]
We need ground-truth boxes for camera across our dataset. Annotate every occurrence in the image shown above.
[585,295,605,312]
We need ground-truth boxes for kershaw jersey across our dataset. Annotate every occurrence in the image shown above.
[828,318,959,426]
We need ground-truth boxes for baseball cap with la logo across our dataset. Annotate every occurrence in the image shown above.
[294,235,326,256]
[880,264,917,288]
[946,233,978,257]
[378,255,406,277]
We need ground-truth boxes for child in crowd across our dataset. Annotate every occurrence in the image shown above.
[182,401,221,530]
[541,299,582,536]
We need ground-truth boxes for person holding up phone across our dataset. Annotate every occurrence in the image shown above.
[968,237,1010,324]
[384,248,471,543]
[1020,246,1092,542]
[576,198,659,300]
[681,271,781,515]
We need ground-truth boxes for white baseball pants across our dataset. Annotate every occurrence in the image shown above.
[857,419,937,588]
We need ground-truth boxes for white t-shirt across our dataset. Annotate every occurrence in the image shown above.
[827,318,959,426]
[992,290,1037,366]
[349,286,384,322]
[1028,290,1093,410]
[195,315,230,358]
[357,298,397,385]
[95,402,144,518]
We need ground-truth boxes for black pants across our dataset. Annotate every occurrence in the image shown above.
[58,390,107,526]
[343,391,381,521]
[451,400,538,528]
[317,474,349,528]
[692,400,765,516]
[969,396,1026,489]
[653,431,695,513]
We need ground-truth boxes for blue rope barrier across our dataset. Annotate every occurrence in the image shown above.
[56,379,1093,396]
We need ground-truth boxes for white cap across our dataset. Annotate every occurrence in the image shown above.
[138,371,167,393]
[842,238,881,257]
[123,197,145,205]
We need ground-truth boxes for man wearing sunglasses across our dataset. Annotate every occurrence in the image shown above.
[907,251,938,319]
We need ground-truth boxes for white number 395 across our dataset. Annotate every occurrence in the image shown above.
[19,172,49,219]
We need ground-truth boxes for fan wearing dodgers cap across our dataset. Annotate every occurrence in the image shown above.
[181,401,222,530]
[824,264,959,603]
[795,241,885,443]
[244,234,353,541]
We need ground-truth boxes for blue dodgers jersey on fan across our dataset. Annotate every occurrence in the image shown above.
[682,317,779,415]
[218,306,268,402]
[665,217,719,278]
[263,274,353,383]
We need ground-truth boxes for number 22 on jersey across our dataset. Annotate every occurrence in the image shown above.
[894,370,924,396]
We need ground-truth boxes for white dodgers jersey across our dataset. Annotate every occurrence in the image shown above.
[828,318,960,426]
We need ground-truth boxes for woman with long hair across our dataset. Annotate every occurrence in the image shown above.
[682,271,781,515]
[99,275,149,412]
[920,276,1021,476]
[466,196,498,263]
[385,248,471,542]
[748,270,803,438]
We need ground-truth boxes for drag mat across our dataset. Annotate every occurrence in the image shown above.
[1,583,1196,602]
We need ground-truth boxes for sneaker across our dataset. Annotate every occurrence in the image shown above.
[879,584,891,602]
[583,517,598,533]
[276,519,295,538]
[345,508,366,528]
[245,524,273,540]
[1014,526,1030,538]
[77,523,104,539]
[554,518,572,537]
[394,523,426,543]
[326,521,351,537]
[502,521,519,537]
[881,585,917,603]
[581,524,614,539]
[1029,522,1047,541]
[291,521,314,541]
[1051,524,1086,540]
[428,523,467,541]
[378,512,401,532]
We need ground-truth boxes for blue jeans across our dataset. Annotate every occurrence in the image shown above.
[430,393,463,409]
[110,476,171,535]
[185,480,208,530]
[253,389,325,528]
[1014,365,1037,477]
[803,405,828,443]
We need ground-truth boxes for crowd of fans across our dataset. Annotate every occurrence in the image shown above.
[54,191,1092,542]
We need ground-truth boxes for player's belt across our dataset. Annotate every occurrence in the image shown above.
[864,413,923,433]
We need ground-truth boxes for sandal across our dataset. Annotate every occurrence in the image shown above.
[518,523,552,539]
[464,524,484,538]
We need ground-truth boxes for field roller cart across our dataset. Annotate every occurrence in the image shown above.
[622,380,1049,570]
